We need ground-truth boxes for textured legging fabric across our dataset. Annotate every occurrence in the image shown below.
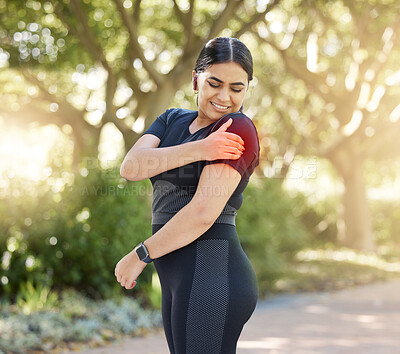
[152,222,259,354]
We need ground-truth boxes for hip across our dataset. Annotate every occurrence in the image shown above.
[151,223,258,297]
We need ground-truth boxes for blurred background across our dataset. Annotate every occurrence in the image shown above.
[1,0,400,352]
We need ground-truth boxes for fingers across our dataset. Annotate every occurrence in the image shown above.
[114,265,125,286]
[215,118,232,132]
[226,138,245,154]
[223,152,242,160]
[225,132,245,146]
[115,266,121,282]
[214,146,244,160]
[120,277,126,287]
[224,145,244,154]
[226,150,243,159]
[120,277,137,289]
[126,281,137,289]
[115,268,137,290]
[236,143,245,152]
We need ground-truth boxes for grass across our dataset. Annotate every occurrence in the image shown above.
[271,246,400,294]
[3,246,400,353]
[0,287,162,353]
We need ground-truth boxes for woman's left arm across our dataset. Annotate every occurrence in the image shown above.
[115,163,242,289]
[115,114,259,289]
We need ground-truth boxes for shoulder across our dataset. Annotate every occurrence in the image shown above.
[230,112,258,131]
[160,107,196,124]
[205,112,260,178]
[211,112,259,137]
[219,112,260,159]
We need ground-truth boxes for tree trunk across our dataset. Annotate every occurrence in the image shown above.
[122,81,186,151]
[330,149,375,251]
[70,121,101,175]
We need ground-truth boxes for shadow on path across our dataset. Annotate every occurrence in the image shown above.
[62,279,400,354]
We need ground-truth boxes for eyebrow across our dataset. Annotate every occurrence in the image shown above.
[208,76,245,86]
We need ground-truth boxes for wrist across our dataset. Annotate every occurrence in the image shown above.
[132,250,148,266]
[134,241,153,264]
[190,140,204,161]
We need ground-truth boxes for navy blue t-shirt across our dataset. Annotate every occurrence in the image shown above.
[141,108,260,225]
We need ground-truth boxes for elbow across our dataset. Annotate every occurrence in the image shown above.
[120,166,130,180]
[120,163,131,180]
[120,160,141,181]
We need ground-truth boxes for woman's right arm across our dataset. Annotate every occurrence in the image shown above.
[120,135,204,181]
[120,118,245,181]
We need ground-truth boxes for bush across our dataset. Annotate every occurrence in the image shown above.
[0,287,162,353]
[0,166,155,302]
[370,199,400,256]
[237,177,312,296]
[292,193,339,247]
[1,162,330,304]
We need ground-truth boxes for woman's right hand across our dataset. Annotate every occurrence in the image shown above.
[201,118,245,161]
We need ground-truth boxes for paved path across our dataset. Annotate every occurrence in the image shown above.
[62,279,400,354]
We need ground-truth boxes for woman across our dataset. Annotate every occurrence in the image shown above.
[115,37,260,354]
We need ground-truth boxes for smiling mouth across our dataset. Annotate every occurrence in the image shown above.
[211,101,230,110]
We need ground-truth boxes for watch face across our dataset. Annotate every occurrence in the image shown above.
[136,245,148,260]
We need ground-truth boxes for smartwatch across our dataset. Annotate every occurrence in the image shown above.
[135,242,153,264]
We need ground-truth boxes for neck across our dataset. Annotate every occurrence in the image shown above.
[195,111,216,128]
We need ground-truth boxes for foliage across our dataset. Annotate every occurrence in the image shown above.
[0,163,155,303]
[370,198,400,251]
[0,0,280,165]
[246,0,400,249]
[0,161,332,302]
[0,287,162,353]
[250,0,400,158]
[1,0,399,253]
[0,153,331,303]
[140,272,162,311]
[237,177,312,295]
[276,247,400,294]
[15,280,59,315]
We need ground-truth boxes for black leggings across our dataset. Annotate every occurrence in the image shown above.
[152,222,258,354]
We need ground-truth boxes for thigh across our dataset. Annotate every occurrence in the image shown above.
[153,223,259,354]
[220,236,259,352]
[172,238,230,354]
[160,294,175,354]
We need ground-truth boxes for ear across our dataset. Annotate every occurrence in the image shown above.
[192,70,198,91]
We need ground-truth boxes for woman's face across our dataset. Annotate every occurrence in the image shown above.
[193,62,249,121]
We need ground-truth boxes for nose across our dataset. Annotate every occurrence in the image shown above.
[217,86,230,103]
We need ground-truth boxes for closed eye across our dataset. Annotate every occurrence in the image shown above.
[208,81,243,93]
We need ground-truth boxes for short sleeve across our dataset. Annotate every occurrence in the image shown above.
[205,113,260,178]
[141,109,175,140]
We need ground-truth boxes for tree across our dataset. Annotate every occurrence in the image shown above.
[0,0,280,171]
[250,0,400,250]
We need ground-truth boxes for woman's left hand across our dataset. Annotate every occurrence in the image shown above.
[115,249,147,289]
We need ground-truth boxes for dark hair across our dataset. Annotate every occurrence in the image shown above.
[193,37,253,82]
